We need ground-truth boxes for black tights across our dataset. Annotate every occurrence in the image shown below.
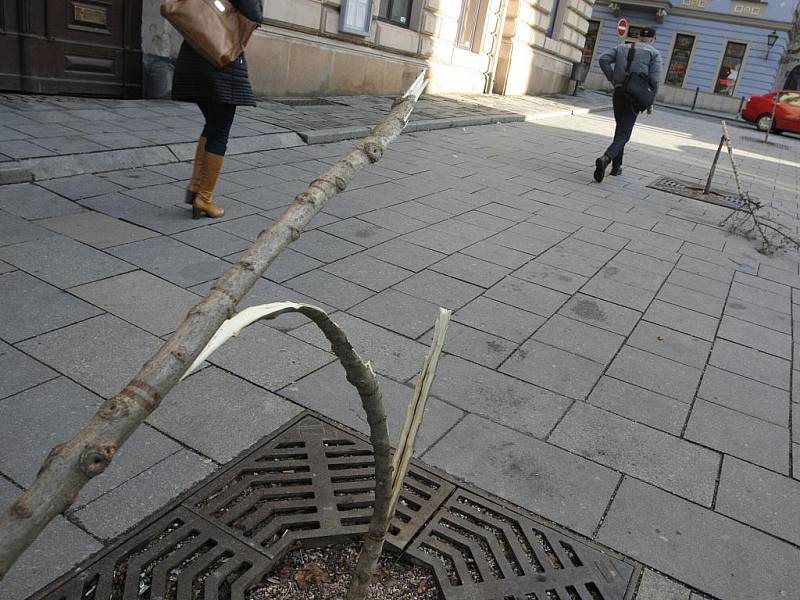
[198,100,236,156]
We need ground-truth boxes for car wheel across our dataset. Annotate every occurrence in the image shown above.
[756,114,774,132]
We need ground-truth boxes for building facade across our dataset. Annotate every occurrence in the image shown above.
[581,0,797,112]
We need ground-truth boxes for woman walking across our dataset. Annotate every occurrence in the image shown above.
[171,0,263,218]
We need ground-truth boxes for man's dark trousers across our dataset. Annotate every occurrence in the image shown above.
[605,87,638,169]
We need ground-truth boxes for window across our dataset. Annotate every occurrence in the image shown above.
[546,0,561,38]
[379,0,413,27]
[457,0,485,52]
[665,34,695,87]
[714,41,747,96]
[777,91,800,104]
[581,20,600,65]
[625,25,643,43]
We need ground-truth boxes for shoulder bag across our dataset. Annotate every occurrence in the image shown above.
[623,44,656,113]
[161,0,259,69]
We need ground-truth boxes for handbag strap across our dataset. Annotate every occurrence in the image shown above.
[625,43,635,75]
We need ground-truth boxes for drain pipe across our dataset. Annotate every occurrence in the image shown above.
[485,0,510,94]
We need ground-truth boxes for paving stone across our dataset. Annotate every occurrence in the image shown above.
[656,283,724,318]
[0,211,58,248]
[597,478,800,600]
[606,223,683,251]
[734,270,791,297]
[608,346,701,402]
[506,222,570,246]
[320,217,398,248]
[285,268,373,310]
[452,296,545,342]
[718,315,791,359]
[696,366,789,427]
[572,227,629,250]
[358,207,429,234]
[635,569,692,600]
[488,230,555,257]
[171,224,252,257]
[534,244,608,278]
[0,341,55,400]
[291,229,363,262]
[0,182,85,219]
[581,275,656,312]
[400,226,478,254]
[69,270,199,336]
[724,298,791,334]
[351,289,442,338]
[455,209,515,232]
[716,456,800,546]
[18,314,163,398]
[0,260,13,274]
[667,269,730,298]
[108,236,228,288]
[730,281,791,314]
[0,478,101,600]
[364,238,446,272]
[614,249,674,276]
[148,366,301,462]
[38,173,124,200]
[513,261,588,294]
[627,321,711,368]
[560,293,641,335]
[758,264,800,289]
[588,377,689,436]
[461,239,535,268]
[551,402,719,505]
[0,139,54,159]
[40,210,157,249]
[205,321,334,390]
[533,314,624,364]
[424,414,619,537]
[644,300,718,341]
[428,252,510,288]
[100,168,174,189]
[282,363,462,456]
[79,193,205,235]
[73,449,216,541]
[685,399,789,474]
[214,214,274,241]
[676,255,734,283]
[485,276,569,317]
[0,271,102,343]
[393,269,483,310]
[0,234,132,288]
[421,321,513,368]
[709,339,790,390]
[501,339,604,400]
[322,253,412,292]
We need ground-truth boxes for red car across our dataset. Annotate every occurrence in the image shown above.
[741,90,800,133]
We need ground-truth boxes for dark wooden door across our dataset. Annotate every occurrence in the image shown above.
[0,0,142,97]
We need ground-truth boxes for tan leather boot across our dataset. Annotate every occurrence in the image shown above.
[185,136,207,204]
[192,151,225,219]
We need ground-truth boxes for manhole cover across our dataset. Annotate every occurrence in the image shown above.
[740,135,793,151]
[32,414,640,600]
[272,98,347,107]
[648,176,745,210]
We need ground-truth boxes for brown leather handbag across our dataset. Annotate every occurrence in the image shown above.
[161,0,259,69]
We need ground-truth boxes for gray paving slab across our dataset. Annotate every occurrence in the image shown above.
[0,260,13,274]
[730,281,791,314]
[709,339,790,390]
[697,366,789,426]
[17,314,163,398]
[364,238,446,272]
[208,214,273,241]
[724,298,792,334]
[423,414,620,537]
[686,399,789,473]
[0,478,101,600]
[0,341,55,400]
[452,296,545,342]
[291,229,364,262]
[734,270,791,297]
[285,268,374,310]
[0,182,85,219]
[78,193,205,235]
[358,207,429,234]
[205,321,334,391]
[107,236,228,288]
[428,252,511,288]
[321,253,412,292]
[172,225,252,257]
[350,289,442,338]
[423,321,515,368]
[635,569,692,600]
[758,264,800,288]
[0,139,54,159]
[627,321,711,369]
[0,234,132,288]
[715,455,800,546]
[533,314,624,364]
[559,293,641,335]
[38,173,124,200]
[512,261,588,294]
[597,477,800,600]
[40,210,157,249]
[718,315,791,359]
[72,449,216,541]
[550,401,719,505]
[281,362,462,457]
[485,276,569,317]
[400,226,480,254]
[581,275,656,312]
[667,269,730,298]
[572,227,629,250]
[320,217,398,248]
[607,346,701,403]
[148,366,302,462]
[587,376,689,436]
[393,269,483,310]
[655,282,725,318]
[0,271,102,343]
[644,300,719,341]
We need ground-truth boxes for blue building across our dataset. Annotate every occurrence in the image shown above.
[582,0,798,112]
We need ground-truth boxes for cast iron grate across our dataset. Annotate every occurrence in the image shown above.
[406,490,638,600]
[32,414,639,600]
[740,135,793,151]
[647,176,745,210]
[272,98,348,107]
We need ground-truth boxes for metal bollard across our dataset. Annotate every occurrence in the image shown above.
[691,87,699,111]
[737,96,746,114]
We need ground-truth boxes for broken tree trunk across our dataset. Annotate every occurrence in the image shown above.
[0,71,428,580]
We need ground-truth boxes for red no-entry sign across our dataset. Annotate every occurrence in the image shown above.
[617,18,628,37]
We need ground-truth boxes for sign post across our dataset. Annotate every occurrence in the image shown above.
[617,18,629,38]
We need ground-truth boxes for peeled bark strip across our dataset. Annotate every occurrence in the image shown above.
[0,71,427,580]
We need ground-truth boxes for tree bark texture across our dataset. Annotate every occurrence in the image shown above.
[0,71,427,580]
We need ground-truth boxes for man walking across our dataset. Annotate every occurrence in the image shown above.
[594,27,662,181]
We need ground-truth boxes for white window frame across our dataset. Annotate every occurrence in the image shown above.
[663,31,699,88]
[711,38,750,96]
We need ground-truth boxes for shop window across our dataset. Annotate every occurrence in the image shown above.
[457,0,486,52]
[714,41,747,96]
[624,25,644,43]
[546,0,561,38]
[665,34,695,87]
[581,20,600,65]
[379,0,413,27]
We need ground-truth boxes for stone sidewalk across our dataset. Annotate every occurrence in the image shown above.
[1,96,800,600]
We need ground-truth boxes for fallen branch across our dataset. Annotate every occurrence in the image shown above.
[0,71,428,579]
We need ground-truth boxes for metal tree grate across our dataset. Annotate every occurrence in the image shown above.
[647,176,746,210]
[406,490,638,600]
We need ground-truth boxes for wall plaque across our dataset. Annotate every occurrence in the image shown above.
[730,1,764,17]
[680,0,710,10]
[339,0,373,37]
[74,3,108,26]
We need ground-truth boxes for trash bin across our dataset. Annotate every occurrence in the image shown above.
[570,62,590,95]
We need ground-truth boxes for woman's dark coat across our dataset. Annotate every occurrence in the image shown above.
[172,0,263,106]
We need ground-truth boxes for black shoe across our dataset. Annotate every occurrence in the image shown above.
[610,165,622,176]
[594,155,611,182]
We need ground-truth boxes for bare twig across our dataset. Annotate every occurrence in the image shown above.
[0,71,428,579]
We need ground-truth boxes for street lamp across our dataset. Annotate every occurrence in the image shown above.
[766,30,778,58]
